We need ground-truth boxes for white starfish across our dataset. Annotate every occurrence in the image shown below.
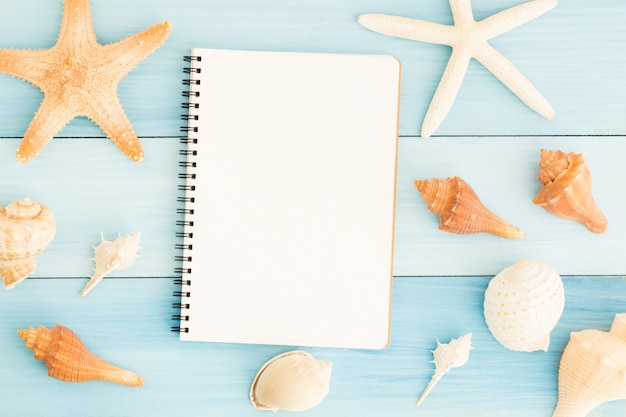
[358,0,557,138]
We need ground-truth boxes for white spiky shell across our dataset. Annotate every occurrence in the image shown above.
[80,231,141,296]
[0,198,56,289]
[552,314,626,417]
[417,333,472,405]
[250,350,332,413]
[484,260,564,352]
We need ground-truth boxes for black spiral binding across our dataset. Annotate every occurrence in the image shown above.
[172,55,201,334]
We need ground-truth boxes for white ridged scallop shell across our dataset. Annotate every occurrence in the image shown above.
[484,260,564,352]
[80,231,141,296]
[250,350,332,413]
[0,197,56,289]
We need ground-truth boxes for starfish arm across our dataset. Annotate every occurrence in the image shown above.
[83,91,144,162]
[57,0,98,48]
[16,97,76,163]
[450,0,476,26]
[474,43,554,119]
[358,14,456,45]
[0,48,53,87]
[478,0,558,39]
[102,21,172,81]
[421,48,472,138]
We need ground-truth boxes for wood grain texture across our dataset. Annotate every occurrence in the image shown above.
[395,136,626,276]
[0,277,625,416]
[0,0,623,416]
[0,138,180,279]
[0,0,622,138]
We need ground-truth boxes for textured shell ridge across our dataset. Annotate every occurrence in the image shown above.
[484,260,564,352]
[414,176,525,238]
[533,149,607,233]
[0,198,56,288]
[18,324,144,386]
[552,314,626,417]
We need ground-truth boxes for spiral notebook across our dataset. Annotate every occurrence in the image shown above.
[174,48,400,349]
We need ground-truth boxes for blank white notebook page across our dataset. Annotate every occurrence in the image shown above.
[180,48,400,349]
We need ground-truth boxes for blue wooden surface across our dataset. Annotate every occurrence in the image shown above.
[0,1,624,416]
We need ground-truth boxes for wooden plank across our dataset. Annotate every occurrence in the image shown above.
[1,135,624,279]
[0,0,621,138]
[395,136,626,276]
[0,137,182,279]
[0,276,625,416]
[0,1,622,416]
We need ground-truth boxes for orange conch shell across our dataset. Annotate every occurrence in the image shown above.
[552,314,626,417]
[18,325,144,386]
[414,176,526,239]
[533,149,608,233]
[0,198,56,289]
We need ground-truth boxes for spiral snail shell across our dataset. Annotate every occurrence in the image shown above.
[414,176,525,239]
[533,149,607,233]
[0,198,56,289]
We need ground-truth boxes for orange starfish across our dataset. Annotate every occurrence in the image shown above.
[0,0,171,163]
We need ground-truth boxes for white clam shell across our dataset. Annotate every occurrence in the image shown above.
[250,350,332,413]
[484,259,564,352]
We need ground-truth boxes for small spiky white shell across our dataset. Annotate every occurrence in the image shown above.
[250,350,332,413]
[417,333,472,405]
[484,260,564,352]
[80,231,141,296]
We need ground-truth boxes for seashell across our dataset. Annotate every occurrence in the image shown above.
[80,231,141,296]
[18,324,144,386]
[250,350,332,412]
[552,314,626,417]
[414,176,526,239]
[0,197,56,289]
[484,259,564,352]
[533,149,608,233]
[417,333,472,406]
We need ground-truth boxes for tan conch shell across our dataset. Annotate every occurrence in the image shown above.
[18,324,144,386]
[533,149,608,233]
[417,333,472,405]
[552,314,626,417]
[80,231,141,296]
[484,260,564,352]
[250,350,332,412]
[414,176,525,239]
[0,198,56,289]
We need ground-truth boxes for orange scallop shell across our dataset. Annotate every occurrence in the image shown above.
[18,324,144,386]
[414,176,525,239]
[533,149,607,233]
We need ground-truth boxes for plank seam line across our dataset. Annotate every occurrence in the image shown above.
[401,134,626,138]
